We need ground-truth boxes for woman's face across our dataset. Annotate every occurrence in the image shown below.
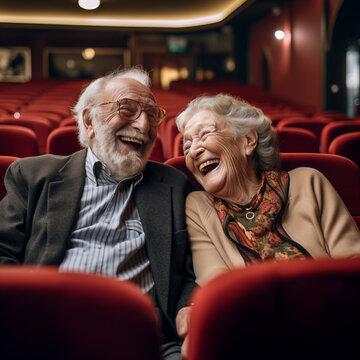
[183,110,246,198]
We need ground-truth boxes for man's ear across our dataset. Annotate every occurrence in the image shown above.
[245,130,258,156]
[83,108,95,139]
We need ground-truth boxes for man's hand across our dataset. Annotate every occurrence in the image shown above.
[175,305,192,359]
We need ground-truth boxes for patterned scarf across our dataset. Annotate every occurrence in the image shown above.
[214,169,310,264]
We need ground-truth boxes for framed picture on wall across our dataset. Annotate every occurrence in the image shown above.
[0,47,32,82]
[44,47,131,79]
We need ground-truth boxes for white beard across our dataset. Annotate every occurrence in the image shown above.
[91,119,150,181]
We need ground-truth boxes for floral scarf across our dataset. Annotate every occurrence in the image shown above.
[213,169,310,264]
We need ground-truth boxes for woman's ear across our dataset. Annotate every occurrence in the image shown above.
[83,108,95,139]
[245,130,258,156]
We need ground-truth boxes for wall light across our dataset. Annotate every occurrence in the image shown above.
[274,30,285,40]
[82,48,96,60]
[78,0,100,10]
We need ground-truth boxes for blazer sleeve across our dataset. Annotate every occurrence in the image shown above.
[0,160,29,263]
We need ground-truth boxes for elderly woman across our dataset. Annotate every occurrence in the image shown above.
[176,93,360,285]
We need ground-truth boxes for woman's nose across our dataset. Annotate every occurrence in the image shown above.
[189,141,204,159]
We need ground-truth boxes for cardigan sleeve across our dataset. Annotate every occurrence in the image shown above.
[185,191,231,285]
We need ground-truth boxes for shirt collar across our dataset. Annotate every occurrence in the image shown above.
[85,148,143,186]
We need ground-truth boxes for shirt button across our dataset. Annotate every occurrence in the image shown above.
[104,219,110,224]
[96,245,102,249]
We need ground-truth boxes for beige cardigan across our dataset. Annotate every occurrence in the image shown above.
[185,167,360,285]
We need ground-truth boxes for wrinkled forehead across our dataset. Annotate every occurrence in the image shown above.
[104,78,156,104]
[183,110,227,139]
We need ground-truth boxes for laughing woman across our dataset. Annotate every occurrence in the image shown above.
[176,94,360,285]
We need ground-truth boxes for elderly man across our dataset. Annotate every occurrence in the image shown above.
[0,67,196,359]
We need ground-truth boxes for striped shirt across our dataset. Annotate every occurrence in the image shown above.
[59,149,155,297]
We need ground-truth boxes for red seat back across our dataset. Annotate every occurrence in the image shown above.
[320,120,360,153]
[276,127,319,152]
[0,125,39,157]
[0,156,19,200]
[0,266,162,360]
[328,131,360,168]
[46,126,81,155]
[188,258,360,360]
[149,135,165,162]
[277,117,331,140]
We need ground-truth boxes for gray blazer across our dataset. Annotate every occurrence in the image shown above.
[0,149,196,344]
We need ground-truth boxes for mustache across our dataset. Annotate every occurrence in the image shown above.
[115,128,148,143]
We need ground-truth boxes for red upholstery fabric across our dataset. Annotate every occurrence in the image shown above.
[277,117,331,140]
[23,103,71,118]
[0,125,39,157]
[0,156,19,200]
[276,127,319,152]
[188,258,360,360]
[173,132,183,157]
[149,135,165,162]
[0,266,161,360]
[328,131,360,168]
[164,117,179,160]
[46,126,81,155]
[320,120,360,153]
[281,153,360,224]
[0,117,52,154]
[164,156,203,191]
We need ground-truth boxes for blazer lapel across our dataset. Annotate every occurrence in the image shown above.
[47,150,86,254]
[135,165,172,312]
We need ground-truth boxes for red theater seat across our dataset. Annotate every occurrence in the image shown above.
[277,117,331,141]
[0,156,19,200]
[46,126,81,155]
[328,131,360,168]
[0,266,161,360]
[276,127,319,152]
[320,120,360,153]
[0,117,52,154]
[0,125,39,157]
[165,154,360,227]
[149,135,165,162]
[187,258,360,360]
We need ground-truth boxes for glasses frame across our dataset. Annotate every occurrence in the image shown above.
[96,98,166,127]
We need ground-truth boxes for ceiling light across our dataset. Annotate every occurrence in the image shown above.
[274,30,285,40]
[78,0,100,10]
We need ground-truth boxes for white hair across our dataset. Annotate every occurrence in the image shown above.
[73,67,152,147]
[176,93,280,172]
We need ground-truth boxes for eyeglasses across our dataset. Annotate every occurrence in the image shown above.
[96,98,166,127]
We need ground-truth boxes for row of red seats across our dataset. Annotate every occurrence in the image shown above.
[2,152,359,229]
[1,258,359,360]
[0,79,359,165]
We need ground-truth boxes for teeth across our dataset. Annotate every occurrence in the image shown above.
[120,136,143,145]
[199,159,220,173]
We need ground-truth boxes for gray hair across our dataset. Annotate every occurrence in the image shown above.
[176,93,280,172]
[73,67,152,147]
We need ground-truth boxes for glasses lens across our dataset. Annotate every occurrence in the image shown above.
[118,99,140,120]
[117,98,165,127]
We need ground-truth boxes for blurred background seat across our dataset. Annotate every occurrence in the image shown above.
[0,125,39,157]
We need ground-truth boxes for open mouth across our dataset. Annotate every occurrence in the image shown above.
[199,159,220,175]
[118,136,144,150]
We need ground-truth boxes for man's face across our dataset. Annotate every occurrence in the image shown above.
[85,78,158,180]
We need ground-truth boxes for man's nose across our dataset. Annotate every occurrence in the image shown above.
[131,111,150,133]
